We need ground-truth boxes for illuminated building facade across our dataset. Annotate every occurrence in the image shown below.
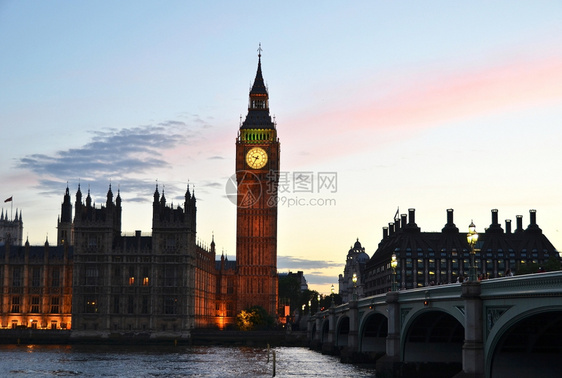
[364,208,561,295]
[0,240,73,330]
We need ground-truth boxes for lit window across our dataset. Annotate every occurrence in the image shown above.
[51,297,60,313]
[11,296,20,313]
[142,277,149,286]
[129,277,135,285]
[31,297,40,313]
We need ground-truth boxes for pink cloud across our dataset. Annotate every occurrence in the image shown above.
[281,53,562,166]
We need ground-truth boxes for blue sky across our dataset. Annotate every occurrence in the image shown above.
[1,1,562,293]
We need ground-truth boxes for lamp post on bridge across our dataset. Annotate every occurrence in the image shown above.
[330,284,335,307]
[391,253,398,291]
[352,273,358,301]
[467,221,479,282]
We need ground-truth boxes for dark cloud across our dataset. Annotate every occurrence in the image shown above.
[302,274,340,286]
[278,256,341,270]
[19,125,183,179]
[202,181,223,189]
[18,123,199,199]
[158,120,187,127]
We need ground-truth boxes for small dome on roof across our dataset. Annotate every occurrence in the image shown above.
[354,238,362,250]
[357,251,370,263]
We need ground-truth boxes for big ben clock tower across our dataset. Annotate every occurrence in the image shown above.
[235,47,279,316]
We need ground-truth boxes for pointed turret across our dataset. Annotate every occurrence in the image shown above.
[61,185,72,223]
[185,183,191,202]
[75,183,82,209]
[153,183,160,204]
[86,187,92,208]
[160,187,166,206]
[106,183,113,207]
[116,187,122,208]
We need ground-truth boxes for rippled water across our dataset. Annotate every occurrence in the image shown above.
[0,344,376,377]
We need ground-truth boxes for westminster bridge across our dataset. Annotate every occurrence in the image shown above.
[307,271,562,377]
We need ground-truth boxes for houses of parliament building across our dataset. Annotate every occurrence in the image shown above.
[0,51,280,339]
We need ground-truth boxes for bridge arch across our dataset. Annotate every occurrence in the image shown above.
[487,306,562,378]
[401,308,464,363]
[335,315,350,348]
[358,309,388,353]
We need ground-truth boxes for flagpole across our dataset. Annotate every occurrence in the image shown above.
[10,197,13,221]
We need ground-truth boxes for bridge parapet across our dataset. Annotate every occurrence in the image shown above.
[480,270,562,297]
[394,283,463,304]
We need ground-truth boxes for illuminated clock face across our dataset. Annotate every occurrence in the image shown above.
[246,147,268,169]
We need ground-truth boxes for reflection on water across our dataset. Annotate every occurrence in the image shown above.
[0,344,376,377]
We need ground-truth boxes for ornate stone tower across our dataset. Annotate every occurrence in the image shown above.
[57,185,73,246]
[71,184,122,332]
[151,184,197,332]
[235,48,280,316]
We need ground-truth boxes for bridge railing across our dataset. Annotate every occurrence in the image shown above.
[479,270,562,297]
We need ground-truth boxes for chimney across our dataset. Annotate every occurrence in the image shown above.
[491,209,499,225]
[389,222,394,236]
[442,208,459,233]
[401,214,407,230]
[516,215,523,232]
[529,209,537,226]
[408,208,416,226]
[505,219,511,234]
[383,227,388,239]
[136,230,142,250]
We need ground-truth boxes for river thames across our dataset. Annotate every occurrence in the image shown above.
[0,344,376,377]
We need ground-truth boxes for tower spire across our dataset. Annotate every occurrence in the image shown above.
[250,44,267,99]
[241,45,274,130]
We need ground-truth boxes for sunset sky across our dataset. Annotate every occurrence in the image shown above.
[1,1,561,293]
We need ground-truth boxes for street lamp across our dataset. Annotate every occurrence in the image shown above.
[330,284,335,307]
[391,253,398,291]
[352,273,358,301]
[467,220,479,281]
